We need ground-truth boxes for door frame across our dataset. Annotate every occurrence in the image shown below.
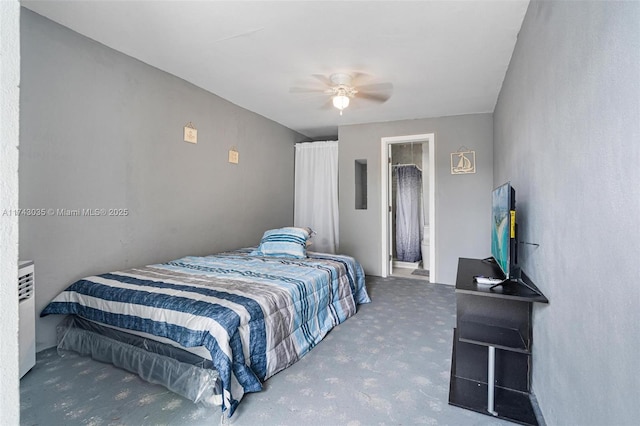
[380,133,436,280]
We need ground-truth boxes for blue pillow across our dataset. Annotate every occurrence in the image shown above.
[251,227,311,258]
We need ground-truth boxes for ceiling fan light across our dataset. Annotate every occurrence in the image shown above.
[332,94,350,111]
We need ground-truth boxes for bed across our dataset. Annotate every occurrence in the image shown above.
[41,230,370,417]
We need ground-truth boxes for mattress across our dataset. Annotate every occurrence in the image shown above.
[42,248,370,415]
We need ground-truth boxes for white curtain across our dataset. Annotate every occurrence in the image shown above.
[294,141,339,253]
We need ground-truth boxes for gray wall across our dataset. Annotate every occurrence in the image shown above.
[338,114,493,284]
[20,9,304,350]
[494,1,640,424]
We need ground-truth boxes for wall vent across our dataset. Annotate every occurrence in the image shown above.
[19,261,36,378]
[18,268,34,302]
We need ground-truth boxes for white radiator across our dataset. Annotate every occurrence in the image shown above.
[18,260,36,378]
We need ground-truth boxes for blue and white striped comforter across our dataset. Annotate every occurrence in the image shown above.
[41,249,370,415]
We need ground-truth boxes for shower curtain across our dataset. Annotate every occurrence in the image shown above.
[395,165,422,262]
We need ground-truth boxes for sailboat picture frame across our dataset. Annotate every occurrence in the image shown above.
[450,148,476,174]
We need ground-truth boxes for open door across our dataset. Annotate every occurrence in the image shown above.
[381,133,436,280]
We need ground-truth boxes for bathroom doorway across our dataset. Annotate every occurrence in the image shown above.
[380,134,435,281]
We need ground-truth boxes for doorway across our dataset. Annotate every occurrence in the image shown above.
[380,134,435,280]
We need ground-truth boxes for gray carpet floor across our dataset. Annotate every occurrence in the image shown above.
[20,276,513,426]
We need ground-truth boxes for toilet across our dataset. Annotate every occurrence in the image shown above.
[421,225,430,270]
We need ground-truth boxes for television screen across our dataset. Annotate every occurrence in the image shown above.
[491,182,515,279]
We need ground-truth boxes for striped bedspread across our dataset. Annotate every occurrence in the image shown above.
[41,249,370,415]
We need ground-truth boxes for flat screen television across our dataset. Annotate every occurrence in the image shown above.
[486,182,543,295]
[491,182,518,281]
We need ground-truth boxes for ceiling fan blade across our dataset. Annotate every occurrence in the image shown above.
[289,86,327,94]
[350,72,373,86]
[357,91,391,103]
[357,82,394,93]
[311,74,333,86]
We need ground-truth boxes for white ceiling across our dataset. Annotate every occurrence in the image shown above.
[22,0,529,138]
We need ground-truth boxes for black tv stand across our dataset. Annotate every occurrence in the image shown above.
[449,258,548,426]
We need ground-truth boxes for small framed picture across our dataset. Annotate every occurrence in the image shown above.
[451,150,476,174]
[184,123,197,144]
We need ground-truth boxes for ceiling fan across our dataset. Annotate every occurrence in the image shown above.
[290,73,393,115]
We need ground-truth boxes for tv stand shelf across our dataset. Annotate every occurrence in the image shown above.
[458,317,529,353]
[449,258,548,426]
